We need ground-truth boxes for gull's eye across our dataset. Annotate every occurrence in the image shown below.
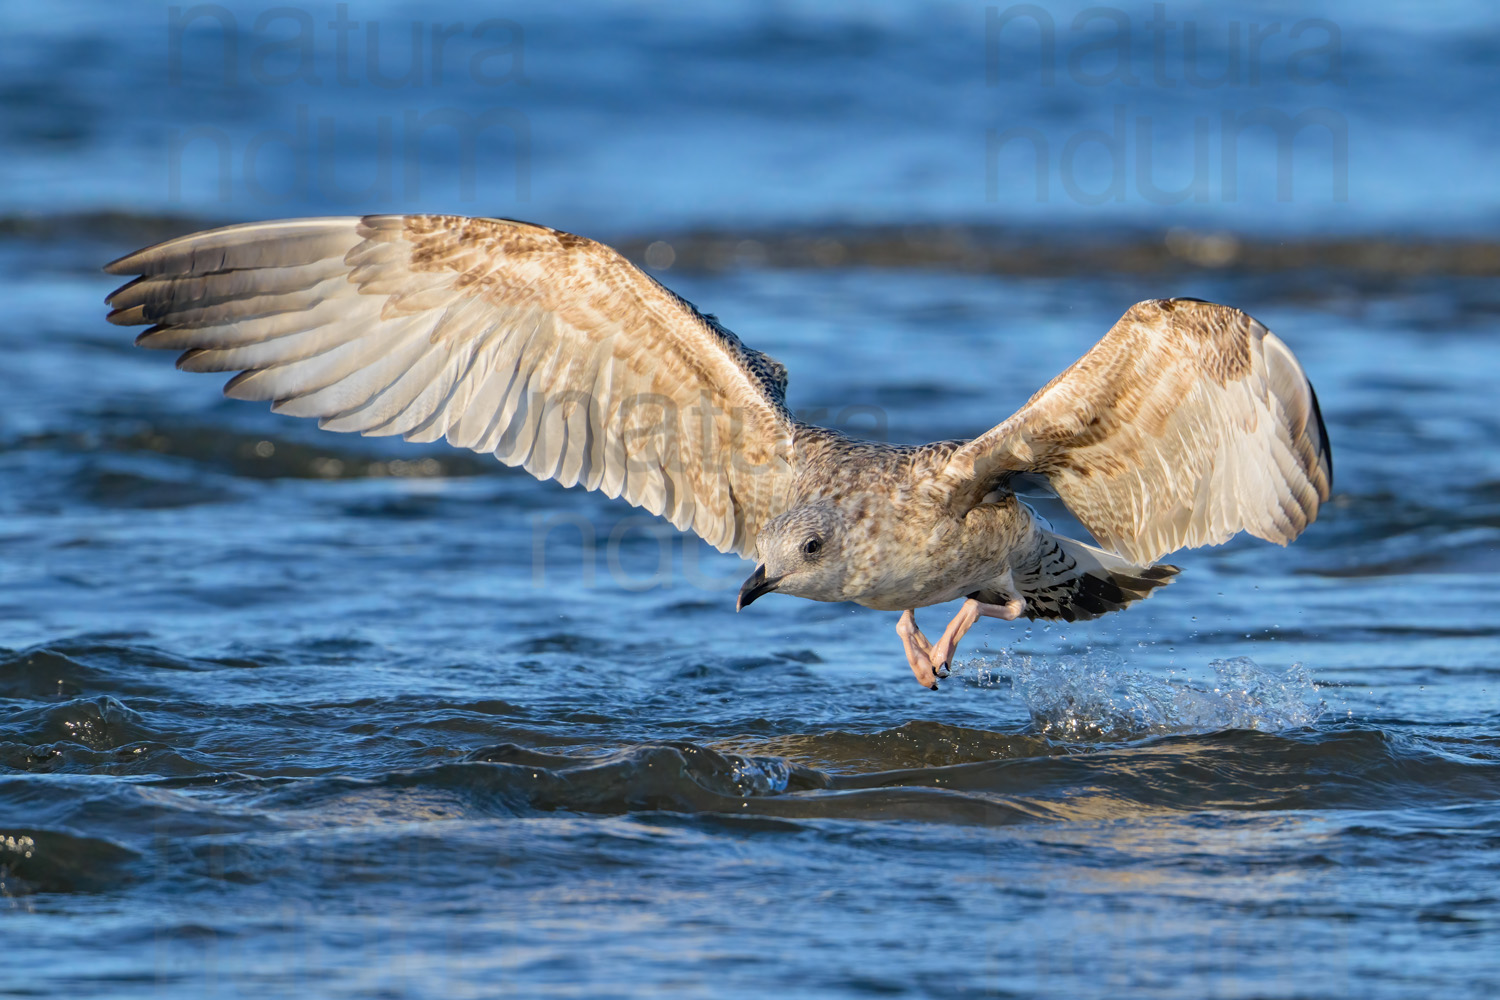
[802,538,822,556]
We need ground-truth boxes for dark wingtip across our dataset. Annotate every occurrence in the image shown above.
[1306,380,1333,494]
[103,274,147,307]
[103,247,149,276]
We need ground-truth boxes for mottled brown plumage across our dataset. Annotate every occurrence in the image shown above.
[104,215,1332,689]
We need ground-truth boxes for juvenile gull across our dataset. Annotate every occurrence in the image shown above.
[104,215,1332,689]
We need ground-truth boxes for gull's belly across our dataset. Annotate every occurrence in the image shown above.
[844,503,1031,612]
[847,536,1016,611]
[856,576,982,612]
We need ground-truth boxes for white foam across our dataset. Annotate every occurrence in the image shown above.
[967,651,1326,740]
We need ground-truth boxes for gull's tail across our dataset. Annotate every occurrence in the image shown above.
[973,529,1178,623]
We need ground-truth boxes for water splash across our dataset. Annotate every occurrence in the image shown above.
[969,652,1326,740]
[724,754,794,796]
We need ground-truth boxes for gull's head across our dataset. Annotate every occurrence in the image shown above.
[737,503,847,609]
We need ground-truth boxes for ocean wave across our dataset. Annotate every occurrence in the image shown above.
[0,827,139,895]
[0,641,244,700]
[4,721,1498,898]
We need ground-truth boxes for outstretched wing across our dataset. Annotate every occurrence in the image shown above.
[105,215,797,556]
[931,298,1332,565]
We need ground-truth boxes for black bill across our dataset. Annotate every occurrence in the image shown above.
[736,565,782,611]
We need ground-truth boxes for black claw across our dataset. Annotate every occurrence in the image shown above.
[928,680,940,691]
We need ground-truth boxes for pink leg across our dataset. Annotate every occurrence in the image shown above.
[928,597,1026,675]
[896,610,942,690]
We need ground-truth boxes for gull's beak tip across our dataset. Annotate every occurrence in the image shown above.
[737,564,779,612]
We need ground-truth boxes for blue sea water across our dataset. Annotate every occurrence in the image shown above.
[2,2,1500,998]
[4,0,1500,235]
